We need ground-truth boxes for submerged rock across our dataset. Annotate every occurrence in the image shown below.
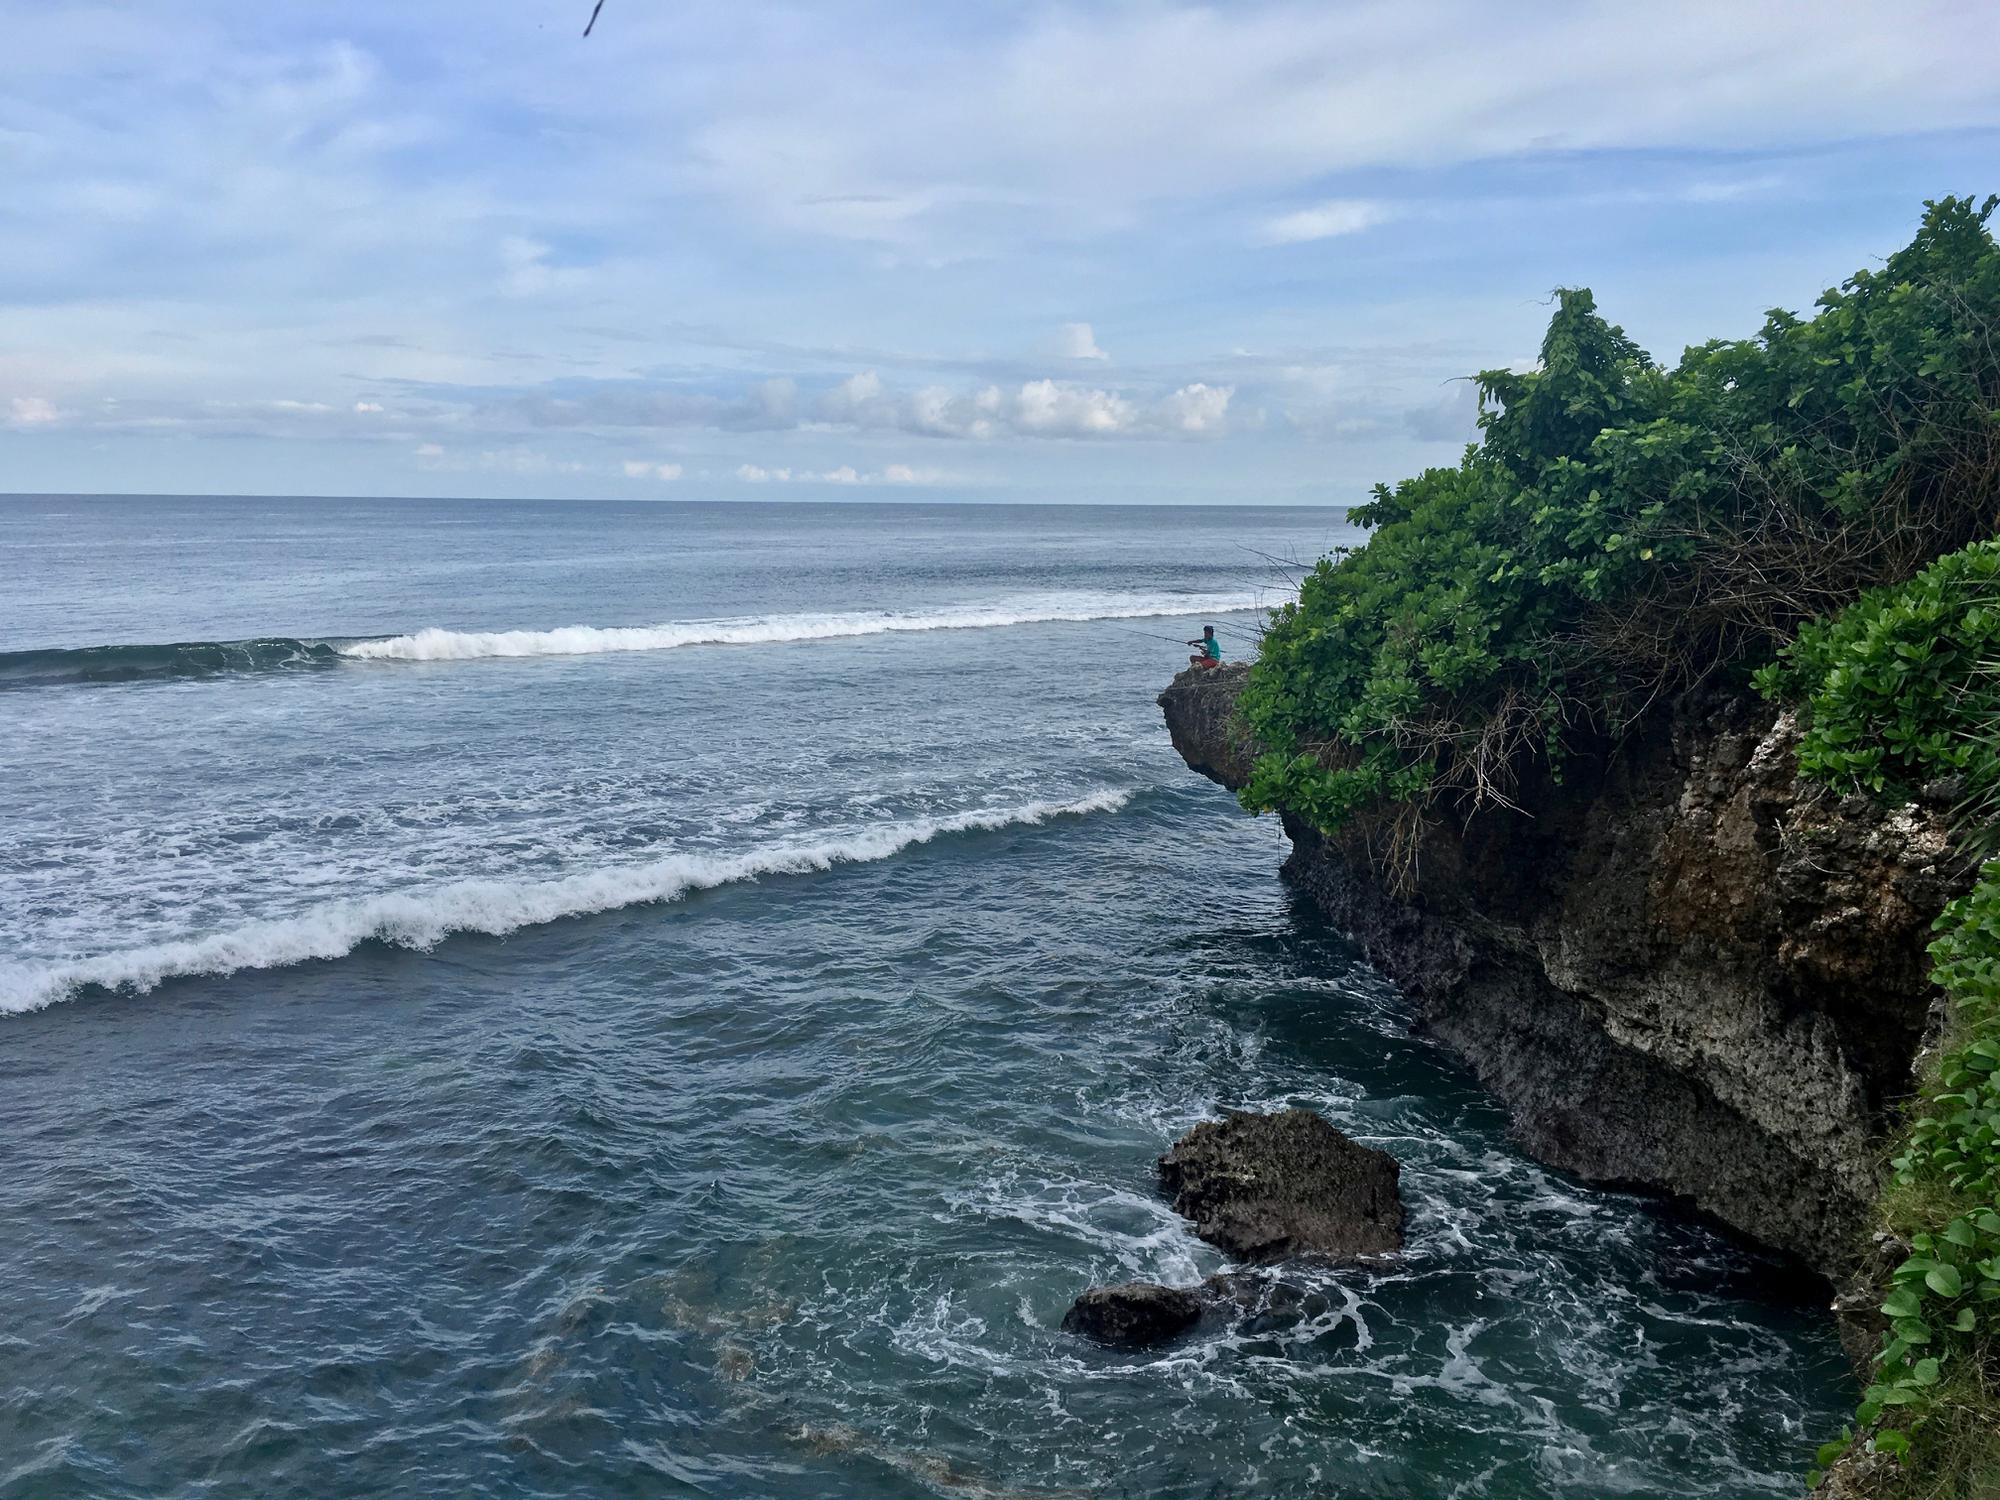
[1202,1271,1365,1346]
[1159,1108,1402,1263]
[1060,1281,1203,1346]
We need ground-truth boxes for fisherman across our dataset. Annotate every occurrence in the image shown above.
[1187,625,1222,670]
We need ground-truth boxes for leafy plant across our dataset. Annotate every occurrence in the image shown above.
[1757,541,2000,805]
[1774,548,2000,1493]
[1811,874,2000,1488]
[1243,197,2000,877]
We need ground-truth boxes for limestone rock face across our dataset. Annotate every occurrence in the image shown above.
[1157,663,1257,790]
[1158,671,1972,1279]
[1159,1108,1403,1263]
[1060,1282,1203,1346]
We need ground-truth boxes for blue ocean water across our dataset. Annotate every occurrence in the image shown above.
[0,496,1845,1498]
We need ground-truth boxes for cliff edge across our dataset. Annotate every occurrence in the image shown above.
[1159,665,1970,1278]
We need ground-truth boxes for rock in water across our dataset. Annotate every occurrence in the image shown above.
[1060,1282,1203,1346]
[1159,1108,1402,1262]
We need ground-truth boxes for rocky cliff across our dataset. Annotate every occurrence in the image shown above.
[1160,665,1972,1279]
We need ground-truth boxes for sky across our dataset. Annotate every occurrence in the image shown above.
[2,2,1997,506]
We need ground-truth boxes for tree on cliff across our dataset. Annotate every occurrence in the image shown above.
[1240,195,2000,882]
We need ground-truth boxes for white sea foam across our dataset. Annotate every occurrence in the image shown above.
[0,789,1133,1016]
[338,592,1269,662]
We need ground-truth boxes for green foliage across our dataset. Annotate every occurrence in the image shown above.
[1801,866,2000,1495]
[1756,541,2000,803]
[1243,197,2000,859]
[1777,550,2000,1494]
[1896,877,2000,1206]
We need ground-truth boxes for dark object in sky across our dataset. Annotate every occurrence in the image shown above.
[584,0,605,37]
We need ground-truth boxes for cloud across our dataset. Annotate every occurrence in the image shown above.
[7,364,1243,448]
[808,370,1232,440]
[6,3,1995,501]
[1255,199,1394,246]
[736,461,954,486]
[686,3,2000,250]
[500,376,799,434]
[7,395,61,427]
[1156,383,1233,434]
[621,459,683,480]
[498,236,590,299]
[1012,378,1132,436]
[1049,322,1108,361]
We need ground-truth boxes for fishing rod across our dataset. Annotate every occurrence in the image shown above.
[1097,621,1213,646]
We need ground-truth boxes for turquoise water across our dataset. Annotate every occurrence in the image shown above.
[0,497,1846,1497]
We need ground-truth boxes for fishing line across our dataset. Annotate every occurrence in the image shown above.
[1096,621,1208,646]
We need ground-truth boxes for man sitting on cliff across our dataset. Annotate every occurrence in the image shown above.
[1187,625,1222,669]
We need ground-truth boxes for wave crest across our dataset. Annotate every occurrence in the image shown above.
[0,789,1135,1016]
[338,593,1264,662]
[0,637,343,690]
[1,592,1269,688]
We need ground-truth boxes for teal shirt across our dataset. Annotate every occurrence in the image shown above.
[1201,637,1221,660]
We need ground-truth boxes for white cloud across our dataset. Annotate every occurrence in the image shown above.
[7,395,60,426]
[734,460,955,486]
[690,3,2000,249]
[1255,199,1394,246]
[498,236,589,299]
[9,363,1246,451]
[1156,383,1234,434]
[1012,378,1133,436]
[802,369,1225,440]
[622,459,683,480]
[7,2,1992,499]
[1051,322,1108,360]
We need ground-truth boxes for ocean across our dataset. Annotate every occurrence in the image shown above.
[0,495,1846,1498]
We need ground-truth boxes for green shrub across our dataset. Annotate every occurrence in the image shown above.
[1903,878,2000,1206]
[1806,872,2000,1492]
[1770,542,2000,1493]
[1757,542,2000,805]
[1243,197,2000,869]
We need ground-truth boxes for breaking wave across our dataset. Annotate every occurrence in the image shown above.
[1,592,1270,688]
[0,789,1134,1016]
[339,592,1267,662]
